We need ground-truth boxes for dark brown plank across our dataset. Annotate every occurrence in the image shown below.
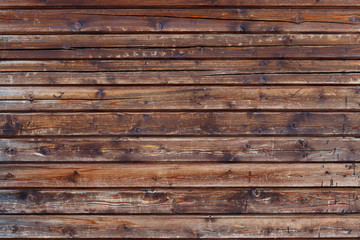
[1,60,360,72]
[1,9,360,34]
[2,86,360,111]
[2,188,360,214]
[1,215,360,238]
[1,0,360,8]
[4,46,360,60]
[2,34,360,50]
[0,163,359,187]
[1,72,359,85]
[1,137,359,163]
[1,112,359,136]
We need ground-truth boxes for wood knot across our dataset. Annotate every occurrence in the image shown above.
[4,147,17,155]
[95,88,105,98]
[72,21,84,31]
[298,139,306,147]
[349,16,360,23]
[290,122,299,129]
[65,171,80,183]
[154,21,164,30]
[262,227,273,236]
[11,225,19,233]
[61,227,77,237]
[286,35,294,44]
[53,92,64,99]
[205,216,216,222]
[318,94,326,101]
[5,172,14,179]
[293,16,304,24]
[258,92,266,100]
[39,147,51,155]
[260,75,268,84]
[249,189,262,198]
[28,95,34,102]
[3,118,22,135]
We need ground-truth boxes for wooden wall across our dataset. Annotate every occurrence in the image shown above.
[1,0,360,239]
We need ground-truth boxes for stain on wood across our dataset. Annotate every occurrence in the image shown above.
[1,163,360,187]
[1,1,359,239]
[2,86,360,111]
[1,112,359,136]
[1,215,360,238]
[2,72,360,85]
[2,34,360,50]
[1,60,360,72]
[1,137,359,162]
[2,188,360,214]
[1,9,360,34]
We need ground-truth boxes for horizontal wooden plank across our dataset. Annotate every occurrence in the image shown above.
[4,0,360,8]
[1,137,359,163]
[2,34,360,50]
[4,46,360,60]
[2,188,360,214]
[1,72,360,85]
[1,112,359,136]
[2,86,360,111]
[1,9,360,34]
[0,163,359,187]
[1,215,360,238]
[1,60,360,72]
[2,0,360,8]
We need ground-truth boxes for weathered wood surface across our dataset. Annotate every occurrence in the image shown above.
[1,72,360,85]
[4,46,360,60]
[1,9,360,34]
[1,112,359,136]
[2,34,360,50]
[1,215,360,238]
[2,0,360,8]
[2,60,360,72]
[2,188,360,214]
[1,137,359,163]
[2,1,360,239]
[2,86,360,111]
[1,163,359,187]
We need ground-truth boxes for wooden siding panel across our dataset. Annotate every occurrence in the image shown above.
[1,1,359,239]
[1,72,360,85]
[1,137,359,163]
[2,188,360,214]
[1,0,360,8]
[1,112,359,136]
[1,215,360,238]
[1,163,359,187]
[1,86,360,111]
[2,34,360,50]
[0,9,360,34]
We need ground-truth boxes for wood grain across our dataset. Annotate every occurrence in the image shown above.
[1,0,360,8]
[2,137,359,163]
[1,215,360,238]
[1,163,359,187]
[1,9,360,34]
[4,46,360,60]
[2,188,360,214]
[2,34,360,50]
[1,2,359,239]
[1,60,360,72]
[2,86,360,111]
[1,72,360,85]
[1,112,359,136]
